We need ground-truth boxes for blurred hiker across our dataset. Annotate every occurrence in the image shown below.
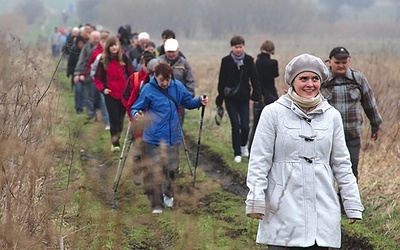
[67,35,86,113]
[129,32,150,72]
[74,30,100,122]
[49,27,61,59]
[246,54,364,249]
[85,30,112,130]
[157,29,185,58]
[158,38,195,125]
[93,36,134,152]
[122,54,159,185]
[248,39,279,151]
[215,35,263,163]
[321,47,382,180]
[130,62,208,214]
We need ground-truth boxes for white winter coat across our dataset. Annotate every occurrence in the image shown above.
[245,94,364,248]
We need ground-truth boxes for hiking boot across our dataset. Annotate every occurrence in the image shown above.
[241,146,249,157]
[111,145,121,152]
[234,155,242,163]
[152,207,163,214]
[163,194,174,208]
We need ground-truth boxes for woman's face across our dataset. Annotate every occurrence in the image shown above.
[292,72,321,98]
[231,44,244,56]
[109,43,119,54]
[155,74,171,89]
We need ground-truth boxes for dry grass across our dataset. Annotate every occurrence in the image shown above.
[0,33,68,249]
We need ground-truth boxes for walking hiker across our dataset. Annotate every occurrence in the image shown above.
[67,35,86,113]
[321,47,382,180]
[246,54,364,249]
[74,30,101,122]
[49,27,61,59]
[248,39,279,151]
[93,36,134,152]
[130,62,208,214]
[215,35,263,163]
[158,38,196,126]
[85,30,112,130]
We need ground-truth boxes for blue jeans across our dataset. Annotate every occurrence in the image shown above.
[225,98,250,156]
[74,80,86,113]
[51,45,59,59]
[84,80,97,118]
[99,93,110,125]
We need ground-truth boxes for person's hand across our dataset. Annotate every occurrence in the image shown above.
[79,75,85,81]
[247,213,264,220]
[371,130,379,140]
[200,95,208,106]
[103,88,111,95]
[73,75,80,83]
[134,110,143,120]
[349,218,358,224]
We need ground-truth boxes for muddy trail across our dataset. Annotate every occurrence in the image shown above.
[78,129,373,249]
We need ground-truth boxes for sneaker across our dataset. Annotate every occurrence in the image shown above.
[163,194,174,207]
[152,208,163,214]
[111,145,121,152]
[241,146,249,157]
[105,125,110,130]
[234,155,242,163]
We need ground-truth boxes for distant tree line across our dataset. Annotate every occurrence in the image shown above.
[76,0,323,38]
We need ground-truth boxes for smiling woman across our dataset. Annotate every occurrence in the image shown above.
[246,54,364,249]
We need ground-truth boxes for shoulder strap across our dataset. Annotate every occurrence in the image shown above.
[150,84,179,110]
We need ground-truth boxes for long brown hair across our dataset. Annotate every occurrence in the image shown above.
[101,36,125,70]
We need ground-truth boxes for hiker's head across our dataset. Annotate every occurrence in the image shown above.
[164,38,179,61]
[260,40,275,55]
[154,62,174,89]
[327,47,351,76]
[230,35,245,57]
[141,51,156,73]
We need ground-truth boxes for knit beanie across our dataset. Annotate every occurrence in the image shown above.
[284,54,329,85]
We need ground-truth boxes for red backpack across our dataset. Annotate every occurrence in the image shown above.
[122,72,140,117]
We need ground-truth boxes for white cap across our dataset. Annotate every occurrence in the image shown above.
[164,38,179,52]
[138,32,150,41]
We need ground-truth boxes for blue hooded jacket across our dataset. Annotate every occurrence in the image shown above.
[130,76,201,146]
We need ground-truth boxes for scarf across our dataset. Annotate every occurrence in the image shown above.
[230,51,245,70]
[288,87,322,113]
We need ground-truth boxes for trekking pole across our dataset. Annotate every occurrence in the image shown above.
[181,130,194,176]
[193,94,206,187]
[113,121,134,193]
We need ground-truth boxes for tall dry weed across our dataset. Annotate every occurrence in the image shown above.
[0,33,66,249]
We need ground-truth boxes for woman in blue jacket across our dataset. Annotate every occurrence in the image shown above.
[131,62,208,213]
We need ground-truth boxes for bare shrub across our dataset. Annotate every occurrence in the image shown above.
[0,33,64,249]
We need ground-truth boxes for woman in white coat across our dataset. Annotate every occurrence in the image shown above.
[245,54,364,249]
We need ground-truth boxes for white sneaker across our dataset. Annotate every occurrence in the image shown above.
[105,125,110,130]
[234,155,242,163]
[241,146,249,157]
[163,194,174,207]
[152,208,163,214]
